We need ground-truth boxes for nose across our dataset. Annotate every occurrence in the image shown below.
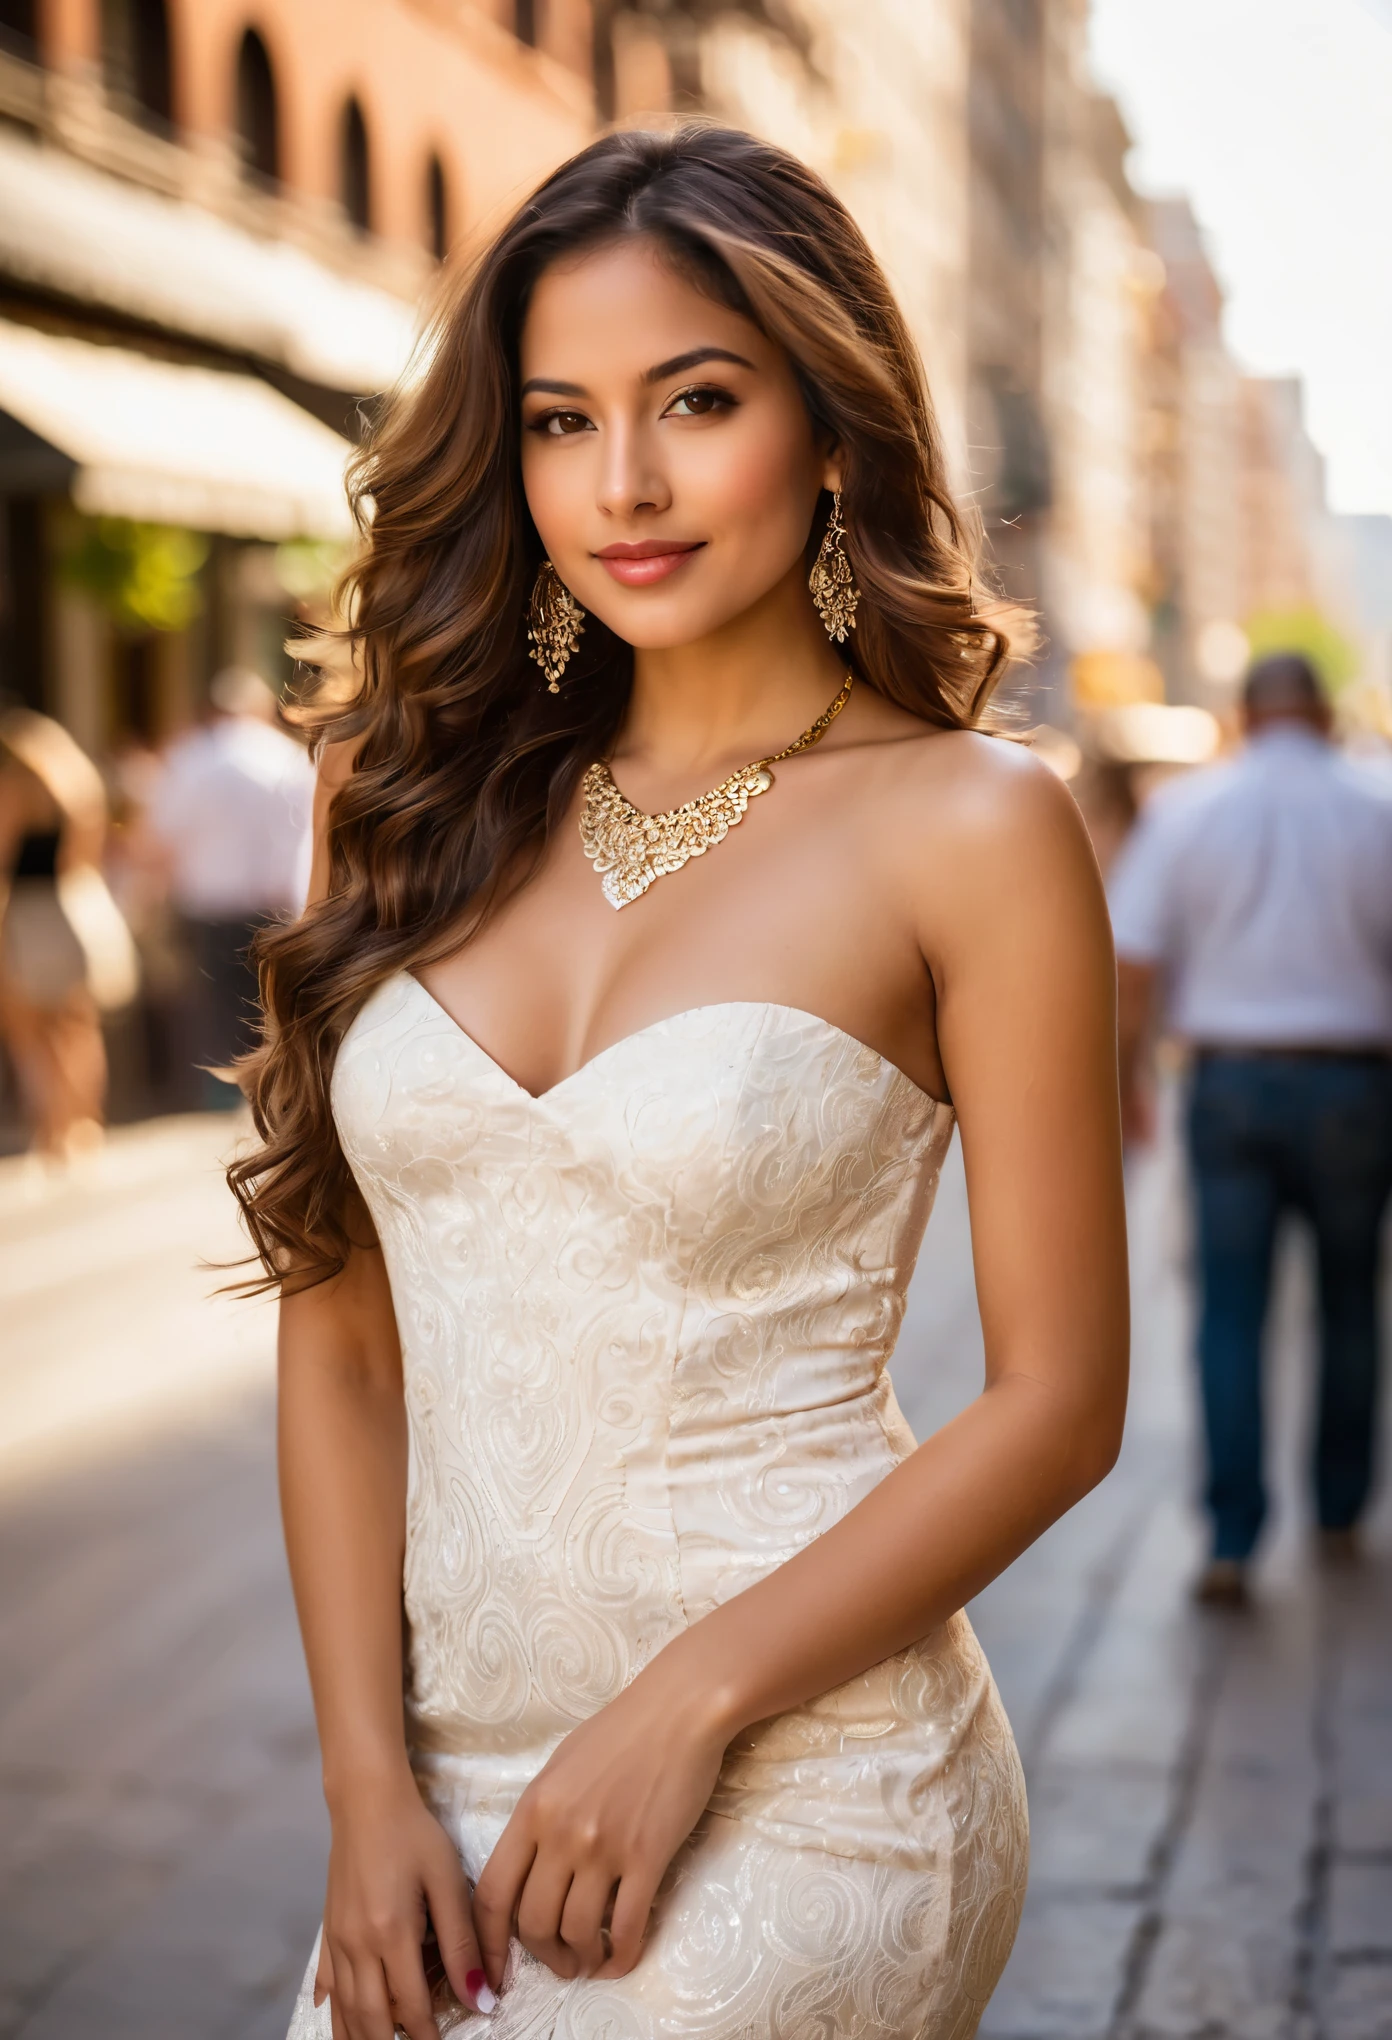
[595,414,670,521]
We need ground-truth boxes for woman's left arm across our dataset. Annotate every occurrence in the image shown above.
[475,744,1129,1994]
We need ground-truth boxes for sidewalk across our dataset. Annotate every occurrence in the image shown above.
[901,1131,1392,2040]
[0,1118,317,2040]
[0,1114,1388,2040]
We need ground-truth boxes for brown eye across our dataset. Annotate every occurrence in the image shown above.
[666,386,732,419]
[538,409,591,436]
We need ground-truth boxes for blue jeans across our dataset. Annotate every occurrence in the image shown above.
[1187,1051,1392,1560]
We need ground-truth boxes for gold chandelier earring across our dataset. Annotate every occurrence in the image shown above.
[527,559,585,693]
[808,490,860,644]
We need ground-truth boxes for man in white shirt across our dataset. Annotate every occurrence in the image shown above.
[1111,654,1392,1602]
[149,667,313,1106]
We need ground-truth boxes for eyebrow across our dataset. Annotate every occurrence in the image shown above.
[519,346,757,399]
[643,346,756,384]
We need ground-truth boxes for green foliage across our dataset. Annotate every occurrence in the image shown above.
[1244,606,1360,694]
[59,516,209,634]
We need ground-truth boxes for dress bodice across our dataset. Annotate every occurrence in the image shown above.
[332,974,1000,1870]
[285,974,1029,2040]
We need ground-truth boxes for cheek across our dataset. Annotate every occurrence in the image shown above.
[520,441,589,556]
[684,417,816,549]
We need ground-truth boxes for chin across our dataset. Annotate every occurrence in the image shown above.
[612,620,722,651]
[583,590,763,653]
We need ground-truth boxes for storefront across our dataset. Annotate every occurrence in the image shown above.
[0,120,414,757]
[0,313,357,751]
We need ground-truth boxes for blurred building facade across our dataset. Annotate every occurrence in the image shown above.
[964,0,1050,627]
[1144,194,1246,707]
[664,0,1373,725]
[1038,57,1159,714]
[699,1,974,487]
[0,0,592,757]
[0,0,1378,767]
[1238,377,1363,645]
[1240,378,1319,623]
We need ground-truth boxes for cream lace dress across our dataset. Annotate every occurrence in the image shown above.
[286,975,1028,2039]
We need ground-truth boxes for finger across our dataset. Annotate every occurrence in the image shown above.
[474,1826,537,1990]
[559,1863,619,1976]
[324,1946,356,2040]
[425,1865,494,2015]
[314,1930,335,2009]
[324,1937,352,2040]
[342,1951,397,2040]
[381,1933,438,2040]
[601,1864,662,1977]
[516,1852,581,1979]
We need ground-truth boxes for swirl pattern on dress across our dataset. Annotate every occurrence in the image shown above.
[285,978,1028,2039]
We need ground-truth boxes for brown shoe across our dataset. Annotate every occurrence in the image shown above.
[1317,1526,1362,1569]
[1193,1558,1249,1606]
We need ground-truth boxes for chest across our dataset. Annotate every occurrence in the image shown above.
[332,981,949,1303]
[418,767,939,1102]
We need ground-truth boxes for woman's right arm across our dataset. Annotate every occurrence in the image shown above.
[278,746,488,2040]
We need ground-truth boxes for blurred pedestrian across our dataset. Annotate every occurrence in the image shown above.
[1113,654,1392,1602]
[148,667,313,1108]
[0,708,139,1161]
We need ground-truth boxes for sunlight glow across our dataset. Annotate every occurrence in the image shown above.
[1089,0,1392,514]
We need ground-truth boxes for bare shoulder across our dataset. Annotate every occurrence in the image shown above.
[311,734,364,829]
[316,736,361,793]
[306,737,364,904]
[866,725,1092,865]
[853,724,1108,969]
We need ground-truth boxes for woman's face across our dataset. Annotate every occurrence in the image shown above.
[518,236,839,650]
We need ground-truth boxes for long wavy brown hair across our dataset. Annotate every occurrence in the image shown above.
[230,121,1020,1293]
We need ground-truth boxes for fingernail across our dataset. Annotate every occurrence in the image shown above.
[465,1970,497,2015]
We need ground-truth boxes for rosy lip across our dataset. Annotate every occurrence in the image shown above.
[594,540,705,587]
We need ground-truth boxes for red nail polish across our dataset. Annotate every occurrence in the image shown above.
[465,1969,498,2013]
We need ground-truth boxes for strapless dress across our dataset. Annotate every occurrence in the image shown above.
[286,973,1027,2038]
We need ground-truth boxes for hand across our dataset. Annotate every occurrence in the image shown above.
[473,1656,732,1990]
[316,1766,492,2040]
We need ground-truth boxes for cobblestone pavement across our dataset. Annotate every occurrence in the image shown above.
[1,1110,1389,2040]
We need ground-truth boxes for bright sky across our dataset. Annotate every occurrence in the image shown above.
[1088,0,1392,516]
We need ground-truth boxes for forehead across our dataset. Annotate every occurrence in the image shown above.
[519,235,776,377]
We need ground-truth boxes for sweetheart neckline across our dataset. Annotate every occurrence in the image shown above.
[395,971,949,1113]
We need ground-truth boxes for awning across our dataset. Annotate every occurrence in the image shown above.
[0,318,354,539]
[0,128,416,395]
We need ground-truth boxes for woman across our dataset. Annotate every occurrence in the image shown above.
[237,126,1128,2040]
[0,708,138,1159]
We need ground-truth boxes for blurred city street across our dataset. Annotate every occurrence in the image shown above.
[1,1111,1389,2040]
[2,3,1392,2039]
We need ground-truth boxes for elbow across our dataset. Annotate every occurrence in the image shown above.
[1065,1396,1127,1502]
[994,1356,1130,1515]
[1076,1426,1123,1500]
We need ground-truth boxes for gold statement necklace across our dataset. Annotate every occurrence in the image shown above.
[579,672,853,910]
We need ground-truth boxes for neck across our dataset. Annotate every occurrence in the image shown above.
[1246,713,1327,742]
[615,561,848,778]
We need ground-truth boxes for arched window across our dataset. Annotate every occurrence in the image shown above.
[339,95,371,233]
[514,0,537,47]
[425,153,449,262]
[235,28,279,184]
[101,0,172,129]
[0,0,39,64]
